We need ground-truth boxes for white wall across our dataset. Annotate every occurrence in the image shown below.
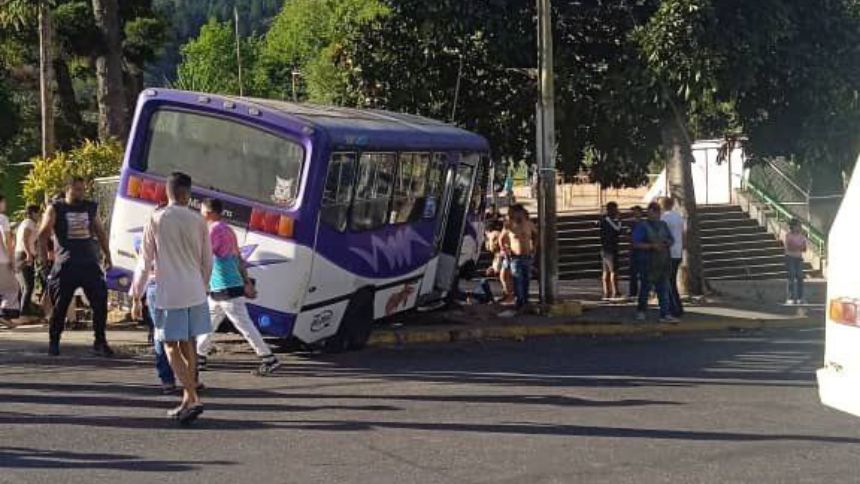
[645,139,747,205]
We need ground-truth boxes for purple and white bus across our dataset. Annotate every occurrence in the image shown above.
[108,89,489,350]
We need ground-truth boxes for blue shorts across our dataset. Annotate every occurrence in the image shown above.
[147,285,212,343]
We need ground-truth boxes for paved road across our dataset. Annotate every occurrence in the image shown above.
[1,328,857,484]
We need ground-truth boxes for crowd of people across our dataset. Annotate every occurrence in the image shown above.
[0,172,812,425]
[0,174,281,426]
[474,193,807,323]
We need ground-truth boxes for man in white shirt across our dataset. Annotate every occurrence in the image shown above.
[132,172,212,425]
[660,197,685,317]
[0,195,20,319]
[15,205,41,315]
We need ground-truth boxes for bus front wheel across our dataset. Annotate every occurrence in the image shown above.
[323,289,374,353]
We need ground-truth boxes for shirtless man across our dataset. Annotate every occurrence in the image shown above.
[500,204,538,309]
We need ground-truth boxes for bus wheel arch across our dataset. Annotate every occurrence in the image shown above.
[323,287,374,353]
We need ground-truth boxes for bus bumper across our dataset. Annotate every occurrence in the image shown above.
[817,366,860,417]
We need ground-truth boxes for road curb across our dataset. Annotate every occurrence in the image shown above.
[367,318,818,348]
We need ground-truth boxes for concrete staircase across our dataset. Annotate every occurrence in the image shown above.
[478,204,811,280]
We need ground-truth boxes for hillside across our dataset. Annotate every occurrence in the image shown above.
[147,0,282,84]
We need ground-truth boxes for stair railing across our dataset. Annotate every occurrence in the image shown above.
[742,179,827,263]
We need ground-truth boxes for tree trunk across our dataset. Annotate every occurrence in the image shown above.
[38,3,56,157]
[124,66,144,119]
[91,0,128,142]
[53,57,83,147]
[663,122,705,296]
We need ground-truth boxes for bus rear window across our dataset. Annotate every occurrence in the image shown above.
[142,110,304,207]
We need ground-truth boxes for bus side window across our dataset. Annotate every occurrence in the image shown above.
[423,153,446,219]
[321,153,356,231]
[351,152,395,231]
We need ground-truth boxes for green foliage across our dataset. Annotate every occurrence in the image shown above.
[149,0,281,84]
[174,18,260,95]
[54,1,101,57]
[0,71,19,149]
[21,139,123,205]
[255,0,389,103]
[123,16,168,67]
[636,0,860,172]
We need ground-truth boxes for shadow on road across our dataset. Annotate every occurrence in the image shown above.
[0,446,234,471]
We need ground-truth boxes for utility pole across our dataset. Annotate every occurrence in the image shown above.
[536,0,559,304]
[234,6,244,97]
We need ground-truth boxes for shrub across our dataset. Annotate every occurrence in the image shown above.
[21,139,124,206]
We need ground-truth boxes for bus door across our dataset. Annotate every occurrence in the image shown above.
[433,155,478,293]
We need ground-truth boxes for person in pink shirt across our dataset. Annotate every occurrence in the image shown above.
[784,219,807,305]
[195,198,281,376]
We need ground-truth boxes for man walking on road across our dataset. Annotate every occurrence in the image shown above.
[196,198,281,376]
[132,172,212,425]
[660,197,685,317]
[39,177,113,356]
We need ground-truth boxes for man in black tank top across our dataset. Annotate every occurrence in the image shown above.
[38,176,113,356]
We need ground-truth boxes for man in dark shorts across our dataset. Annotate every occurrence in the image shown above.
[39,176,113,356]
[598,201,622,300]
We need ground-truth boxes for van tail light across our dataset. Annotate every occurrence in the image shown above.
[250,208,295,239]
[829,298,860,326]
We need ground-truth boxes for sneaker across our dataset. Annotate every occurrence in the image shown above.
[785,299,796,305]
[196,354,208,372]
[659,315,680,324]
[92,341,115,357]
[253,356,282,376]
[48,340,60,356]
[635,311,646,322]
[795,299,807,305]
[167,404,186,419]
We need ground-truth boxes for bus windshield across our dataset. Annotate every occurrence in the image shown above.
[141,110,305,208]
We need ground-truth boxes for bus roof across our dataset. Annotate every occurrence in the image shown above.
[144,89,490,152]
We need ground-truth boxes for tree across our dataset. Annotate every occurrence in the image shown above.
[337,0,537,162]
[91,0,128,141]
[149,0,281,85]
[0,0,57,157]
[175,18,259,95]
[636,0,860,293]
[255,0,389,103]
[0,69,20,148]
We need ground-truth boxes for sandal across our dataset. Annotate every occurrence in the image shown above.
[178,404,204,425]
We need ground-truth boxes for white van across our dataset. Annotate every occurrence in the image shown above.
[817,155,860,416]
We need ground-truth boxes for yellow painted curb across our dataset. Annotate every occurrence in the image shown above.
[367,319,816,348]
